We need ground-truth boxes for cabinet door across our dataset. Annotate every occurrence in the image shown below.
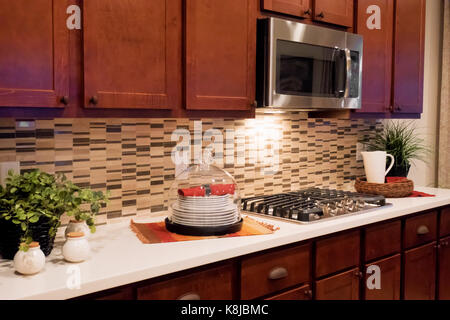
[365,254,401,300]
[313,0,354,28]
[440,207,450,237]
[356,0,394,114]
[185,0,256,110]
[262,0,312,19]
[316,268,360,300]
[392,0,425,114]
[0,0,69,107]
[83,0,182,109]
[439,236,450,300]
[404,242,436,300]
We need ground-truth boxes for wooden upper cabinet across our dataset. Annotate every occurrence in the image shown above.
[262,0,312,19]
[0,0,69,108]
[313,0,354,28]
[392,0,425,114]
[83,0,182,109]
[356,0,394,114]
[185,0,256,110]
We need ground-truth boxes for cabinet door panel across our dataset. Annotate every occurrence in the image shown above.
[365,254,401,300]
[356,0,393,114]
[0,0,69,107]
[393,0,425,114]
[262,0,312,18]
[313,0,354,27]
[83,0,181,109]
[316,268,360,300]
[404,242,436,300]
[439,236,450,300]
[186,0,256,110]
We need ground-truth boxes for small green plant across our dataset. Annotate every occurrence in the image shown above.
[360,121,430,170]
[0,169,108,251]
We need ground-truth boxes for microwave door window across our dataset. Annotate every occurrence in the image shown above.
[276,40,337,98]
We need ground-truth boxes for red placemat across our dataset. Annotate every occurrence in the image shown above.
[386,177,435,197]
[130,216,279,244]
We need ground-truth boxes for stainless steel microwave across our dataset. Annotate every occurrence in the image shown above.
[256,18,363,110]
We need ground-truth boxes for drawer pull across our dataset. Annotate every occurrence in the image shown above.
[417,225,430,235]
[268,267,288,280]
[177,292,201,300]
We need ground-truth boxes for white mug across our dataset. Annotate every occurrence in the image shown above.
[361,151,395,184]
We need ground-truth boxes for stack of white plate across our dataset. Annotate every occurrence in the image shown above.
[171,195,239,227]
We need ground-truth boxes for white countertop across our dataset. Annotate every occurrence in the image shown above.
[1,186,449,300]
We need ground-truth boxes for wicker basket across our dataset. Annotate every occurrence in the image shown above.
[354,177,414,198]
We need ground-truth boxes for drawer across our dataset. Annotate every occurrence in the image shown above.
[440,206,450,237]
[241,243,311,300]
[137,264,233,300]
[266,284,312,300]
[365,220,401,261]
[404,211,437,249]
[315,230,360,278]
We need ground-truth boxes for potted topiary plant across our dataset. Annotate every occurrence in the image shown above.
[0,169,108,259]
[360,121,429,177]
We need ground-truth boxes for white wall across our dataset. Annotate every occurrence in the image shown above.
[392,0,443,187]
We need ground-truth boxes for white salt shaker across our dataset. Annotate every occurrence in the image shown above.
[14,242,46,275]
[62,232,90,262]
[65,220,91,239]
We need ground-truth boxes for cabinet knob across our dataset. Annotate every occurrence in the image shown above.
[177,292,201,300]
[395,105,402,111]
[90,96,99,105]
[304,289,313,298]
[416,225,430,235]
[434,244,441,249]
[304,9,312,16]
[60,96,69,105]
[440,240,449,247]
[317,12,325,18]
[354,271,363,278]
[268,267,288,280]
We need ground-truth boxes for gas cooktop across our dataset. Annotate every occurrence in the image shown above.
[241,188,390,224]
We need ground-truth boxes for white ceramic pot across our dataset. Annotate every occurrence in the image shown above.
[13,242,46,275]
[62,232,90,263]
[65,220,91,239]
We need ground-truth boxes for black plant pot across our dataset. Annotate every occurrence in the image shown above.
[386,163,411,178]
[0,217,56,260]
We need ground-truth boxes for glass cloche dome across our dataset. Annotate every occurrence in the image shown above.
[165,155,242,236]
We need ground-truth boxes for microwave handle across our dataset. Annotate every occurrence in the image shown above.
[344,48,352,98]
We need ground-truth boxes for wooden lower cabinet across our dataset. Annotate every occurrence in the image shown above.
[137,264,233,300]
[364,254,401,300]
[265,284,312,300]
[315,268,360,300]
[95,287,134,300]
[439,236,450,300]
[404,242,436,300]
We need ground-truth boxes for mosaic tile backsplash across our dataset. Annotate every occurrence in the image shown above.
[0,113,381,225]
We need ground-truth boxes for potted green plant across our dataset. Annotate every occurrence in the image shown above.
[0,169,108,259]
[360,121,429,177]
